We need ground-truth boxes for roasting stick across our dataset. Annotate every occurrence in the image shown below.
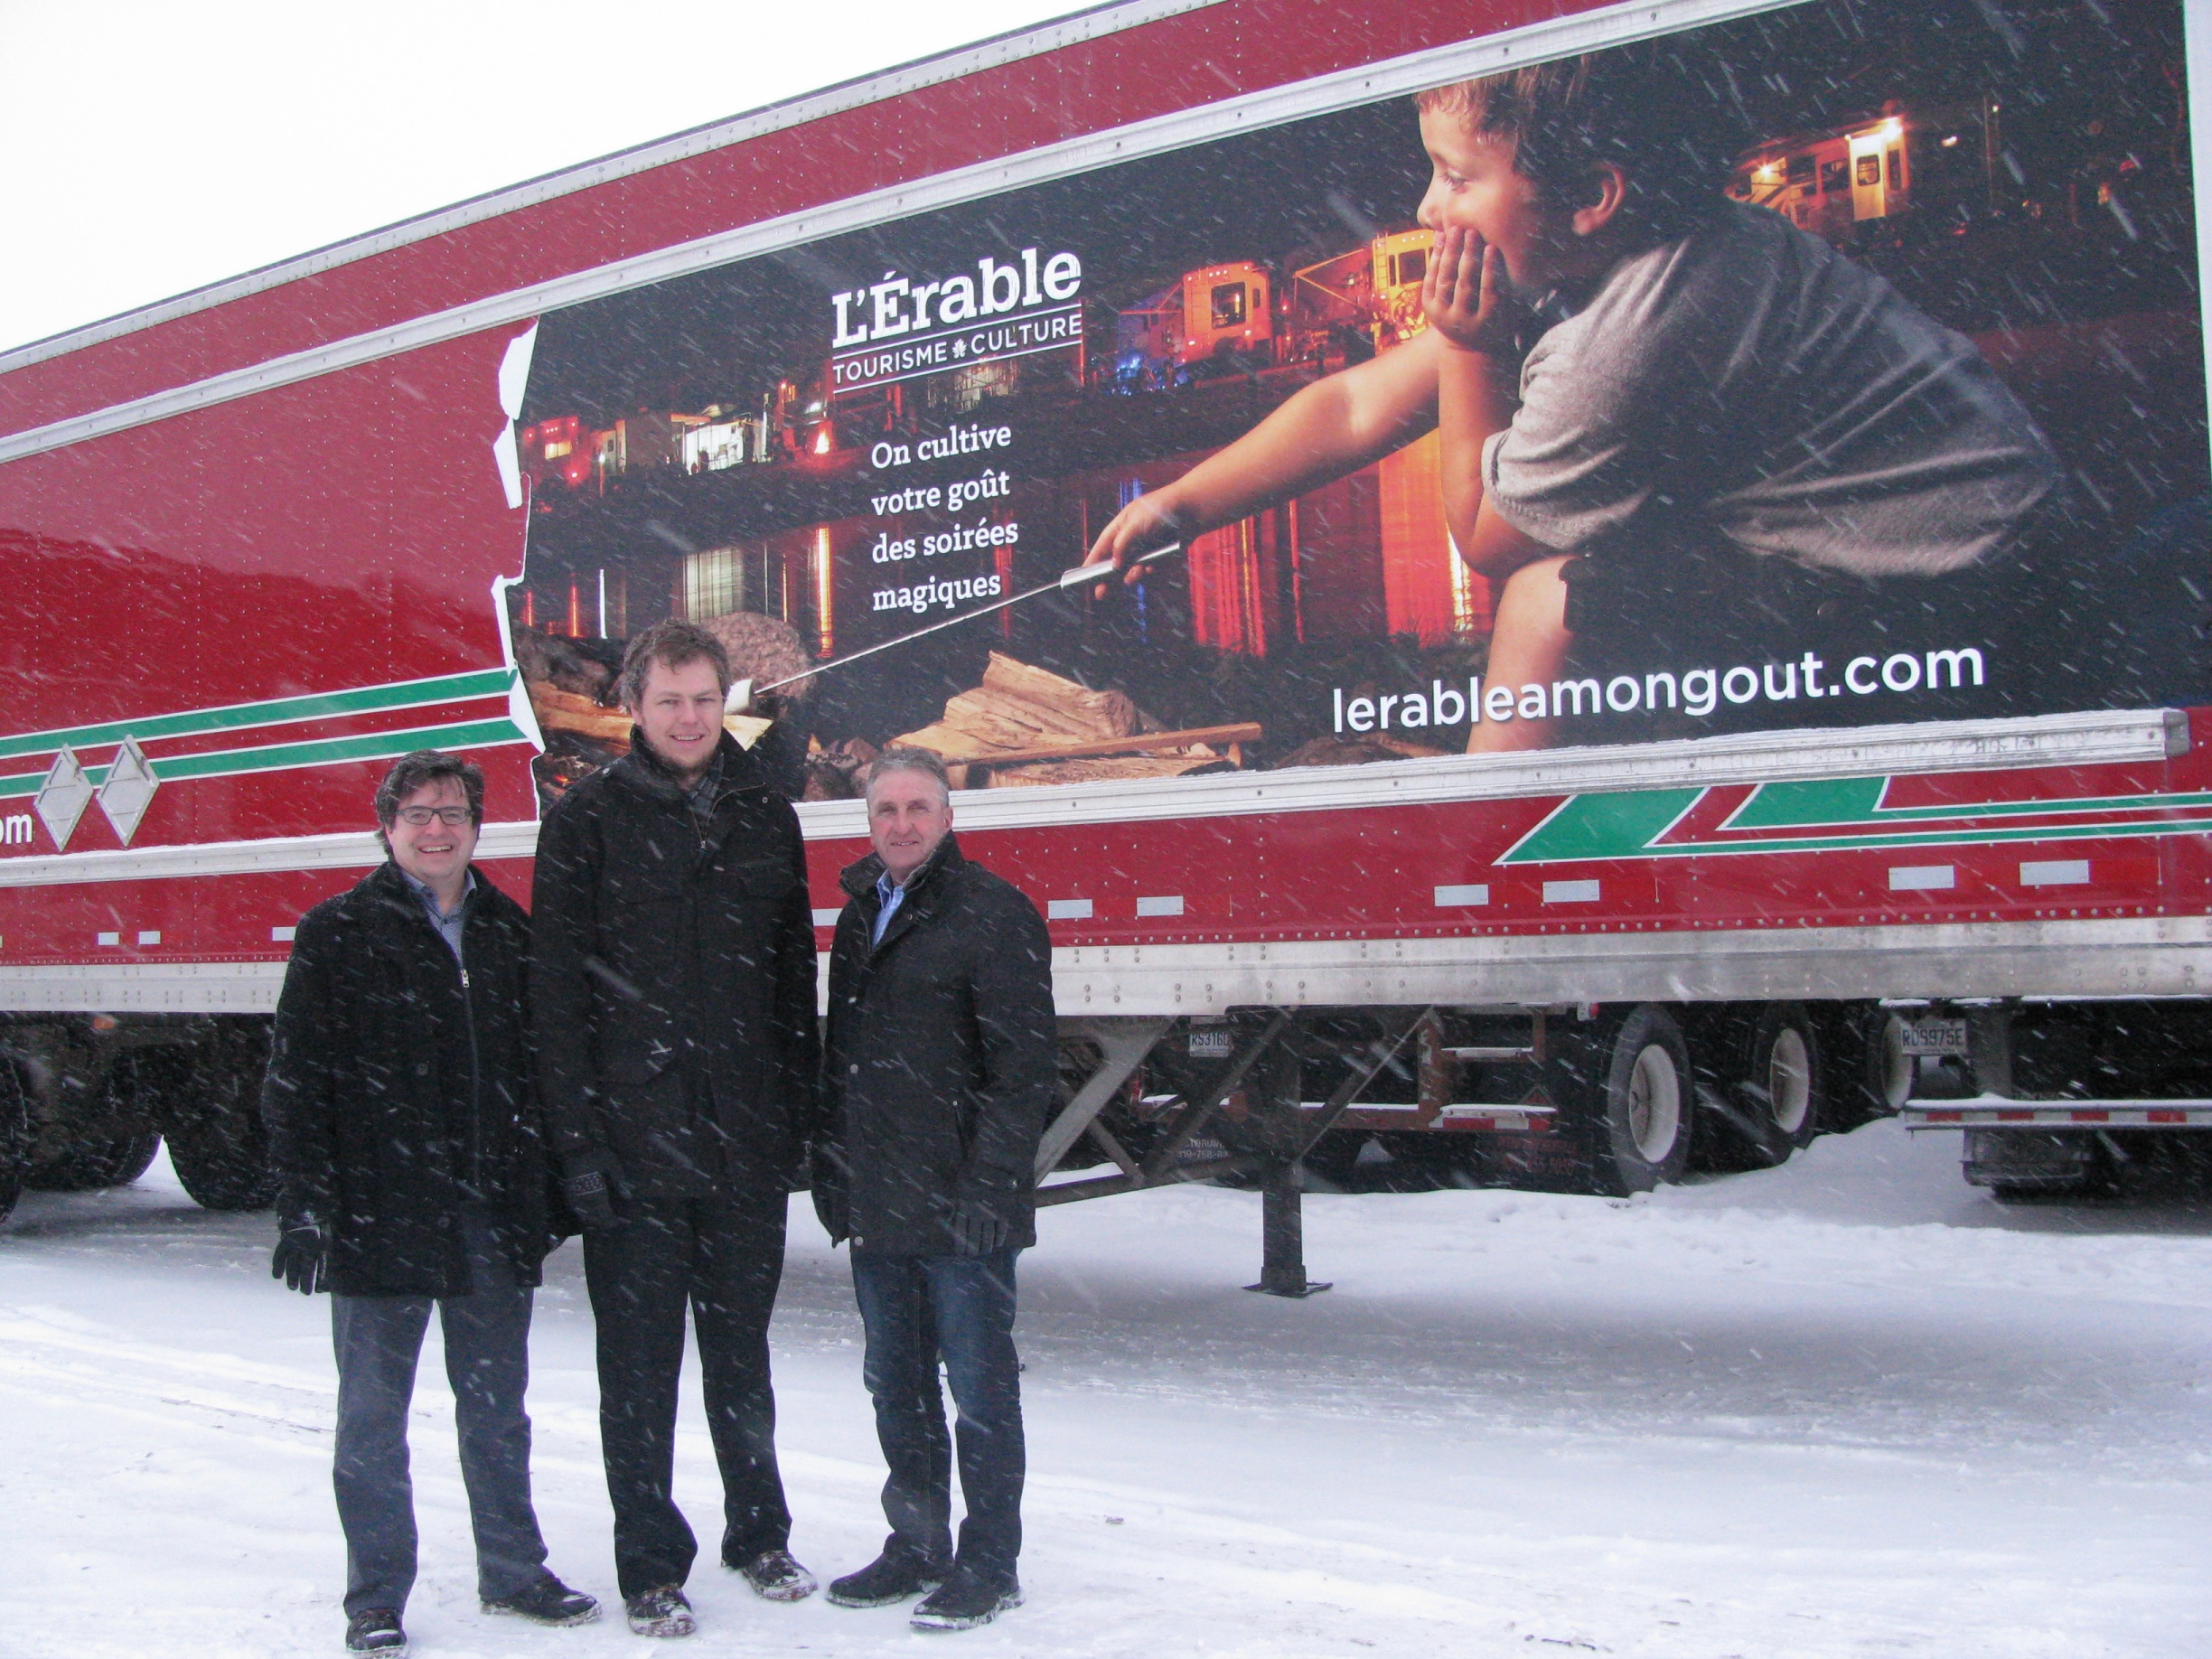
[726,543,1184,715]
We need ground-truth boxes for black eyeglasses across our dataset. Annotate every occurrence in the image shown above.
[394,806,473,827]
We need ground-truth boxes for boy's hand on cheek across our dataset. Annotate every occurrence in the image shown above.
[1422,225,1519,357]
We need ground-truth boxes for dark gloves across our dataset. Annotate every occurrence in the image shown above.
[810,1142,850,1245]
[948,1198,1010,1258]
[560,1148,627,1232]
[271,1214,327,1295]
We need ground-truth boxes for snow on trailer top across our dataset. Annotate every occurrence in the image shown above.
[0,0,1214,380]
[0,0,1797,453]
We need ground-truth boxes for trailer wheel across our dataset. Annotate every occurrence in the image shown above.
[1870,1013,1915,1116]
[1816,1004,1909,1129]
[1691,1004,1825,1170]
[162,1024,276,1212]
[26,1130,162,1192]
[1748,1004,1823,1149]
[1567,1005,1693,1195]
[0,1058,29,1224]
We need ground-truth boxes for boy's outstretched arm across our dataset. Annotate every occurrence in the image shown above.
[1422,225,1559,581]
[1083,328,1445,579]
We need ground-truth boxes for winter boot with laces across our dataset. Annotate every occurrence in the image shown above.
[343,1607,407,1654]
[623,1585,696,1638]
[727,1547,818,1602]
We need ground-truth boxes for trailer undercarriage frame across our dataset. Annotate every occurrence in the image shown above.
[1034,1008,1433,1295]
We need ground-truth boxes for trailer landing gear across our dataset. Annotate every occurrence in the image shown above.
[1038,1010,1427,1295]
[1250,1158,1328,1298]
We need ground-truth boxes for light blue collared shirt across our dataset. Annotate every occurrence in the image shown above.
[401,867,476,965]
[871,870,907,947]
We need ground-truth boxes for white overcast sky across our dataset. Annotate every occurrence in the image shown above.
[0,0,1093,357]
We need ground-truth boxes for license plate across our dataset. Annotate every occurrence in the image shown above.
[1898,1017,1969,1057]
[1187,1028,1233,1058]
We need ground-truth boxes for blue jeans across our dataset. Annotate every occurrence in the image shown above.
[849,1248,1024,1580]
[331,1212,547,1617]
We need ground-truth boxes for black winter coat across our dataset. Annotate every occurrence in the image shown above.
[820,834,1058,1255]
[530,731,820,1197]
[263,861,560,1297]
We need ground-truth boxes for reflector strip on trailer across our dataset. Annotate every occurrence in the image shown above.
[1904,1102,2212,1129]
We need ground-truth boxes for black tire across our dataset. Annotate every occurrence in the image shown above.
[0,1057,29,1224]
[26,1129,162,1192]
[1744,1002,1823,1152]
[1816,1004,1912,1129]
[163,1023,277,1211]
[1558,1005,1695,1195]
[1688,1004,1823,1171]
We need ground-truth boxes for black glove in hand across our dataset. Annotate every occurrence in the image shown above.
[948,1198,1009,1258]
[561,1150,626,1232]
[809,1143,850,1245]
[271,1214,327,1296]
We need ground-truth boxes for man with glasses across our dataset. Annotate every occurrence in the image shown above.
[266,750,595,1655]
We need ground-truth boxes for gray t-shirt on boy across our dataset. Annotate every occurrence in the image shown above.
[1482,201,2062,579]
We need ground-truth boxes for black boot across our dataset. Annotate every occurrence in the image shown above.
[826,1550,951,1608]
[623,1585,696,1638]
[482,1572,600,1626]
[344,1608,407,1654]
[911,1567,1023,1631]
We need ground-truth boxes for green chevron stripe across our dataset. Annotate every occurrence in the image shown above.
[1503,789,1702,864]
[1724,776,1888,828]
[1500,781,2212,865]
[1642,812,2212,859]
[0,717,530,799]
[0,669,515,763]
[1726,777,2212,830]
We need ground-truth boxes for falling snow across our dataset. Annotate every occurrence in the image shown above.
[2,1121,2207,1656]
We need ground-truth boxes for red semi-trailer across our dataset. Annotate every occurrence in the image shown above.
[5,0,2209,1272]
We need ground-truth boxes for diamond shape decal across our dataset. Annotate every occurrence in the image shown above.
[98,736,160,846]
[34,746,94,849]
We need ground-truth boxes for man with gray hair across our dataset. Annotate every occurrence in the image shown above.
[814,746,1057,1632]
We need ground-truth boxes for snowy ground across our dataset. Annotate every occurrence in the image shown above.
[3,1123,2209,1659]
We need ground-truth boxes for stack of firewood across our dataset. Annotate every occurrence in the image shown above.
[893,653,1258,788]
[527,683,632,745]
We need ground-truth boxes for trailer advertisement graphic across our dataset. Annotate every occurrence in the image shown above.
[509,0,2206,811]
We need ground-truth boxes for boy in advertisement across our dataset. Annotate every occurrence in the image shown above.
[1084,52,2074,750]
